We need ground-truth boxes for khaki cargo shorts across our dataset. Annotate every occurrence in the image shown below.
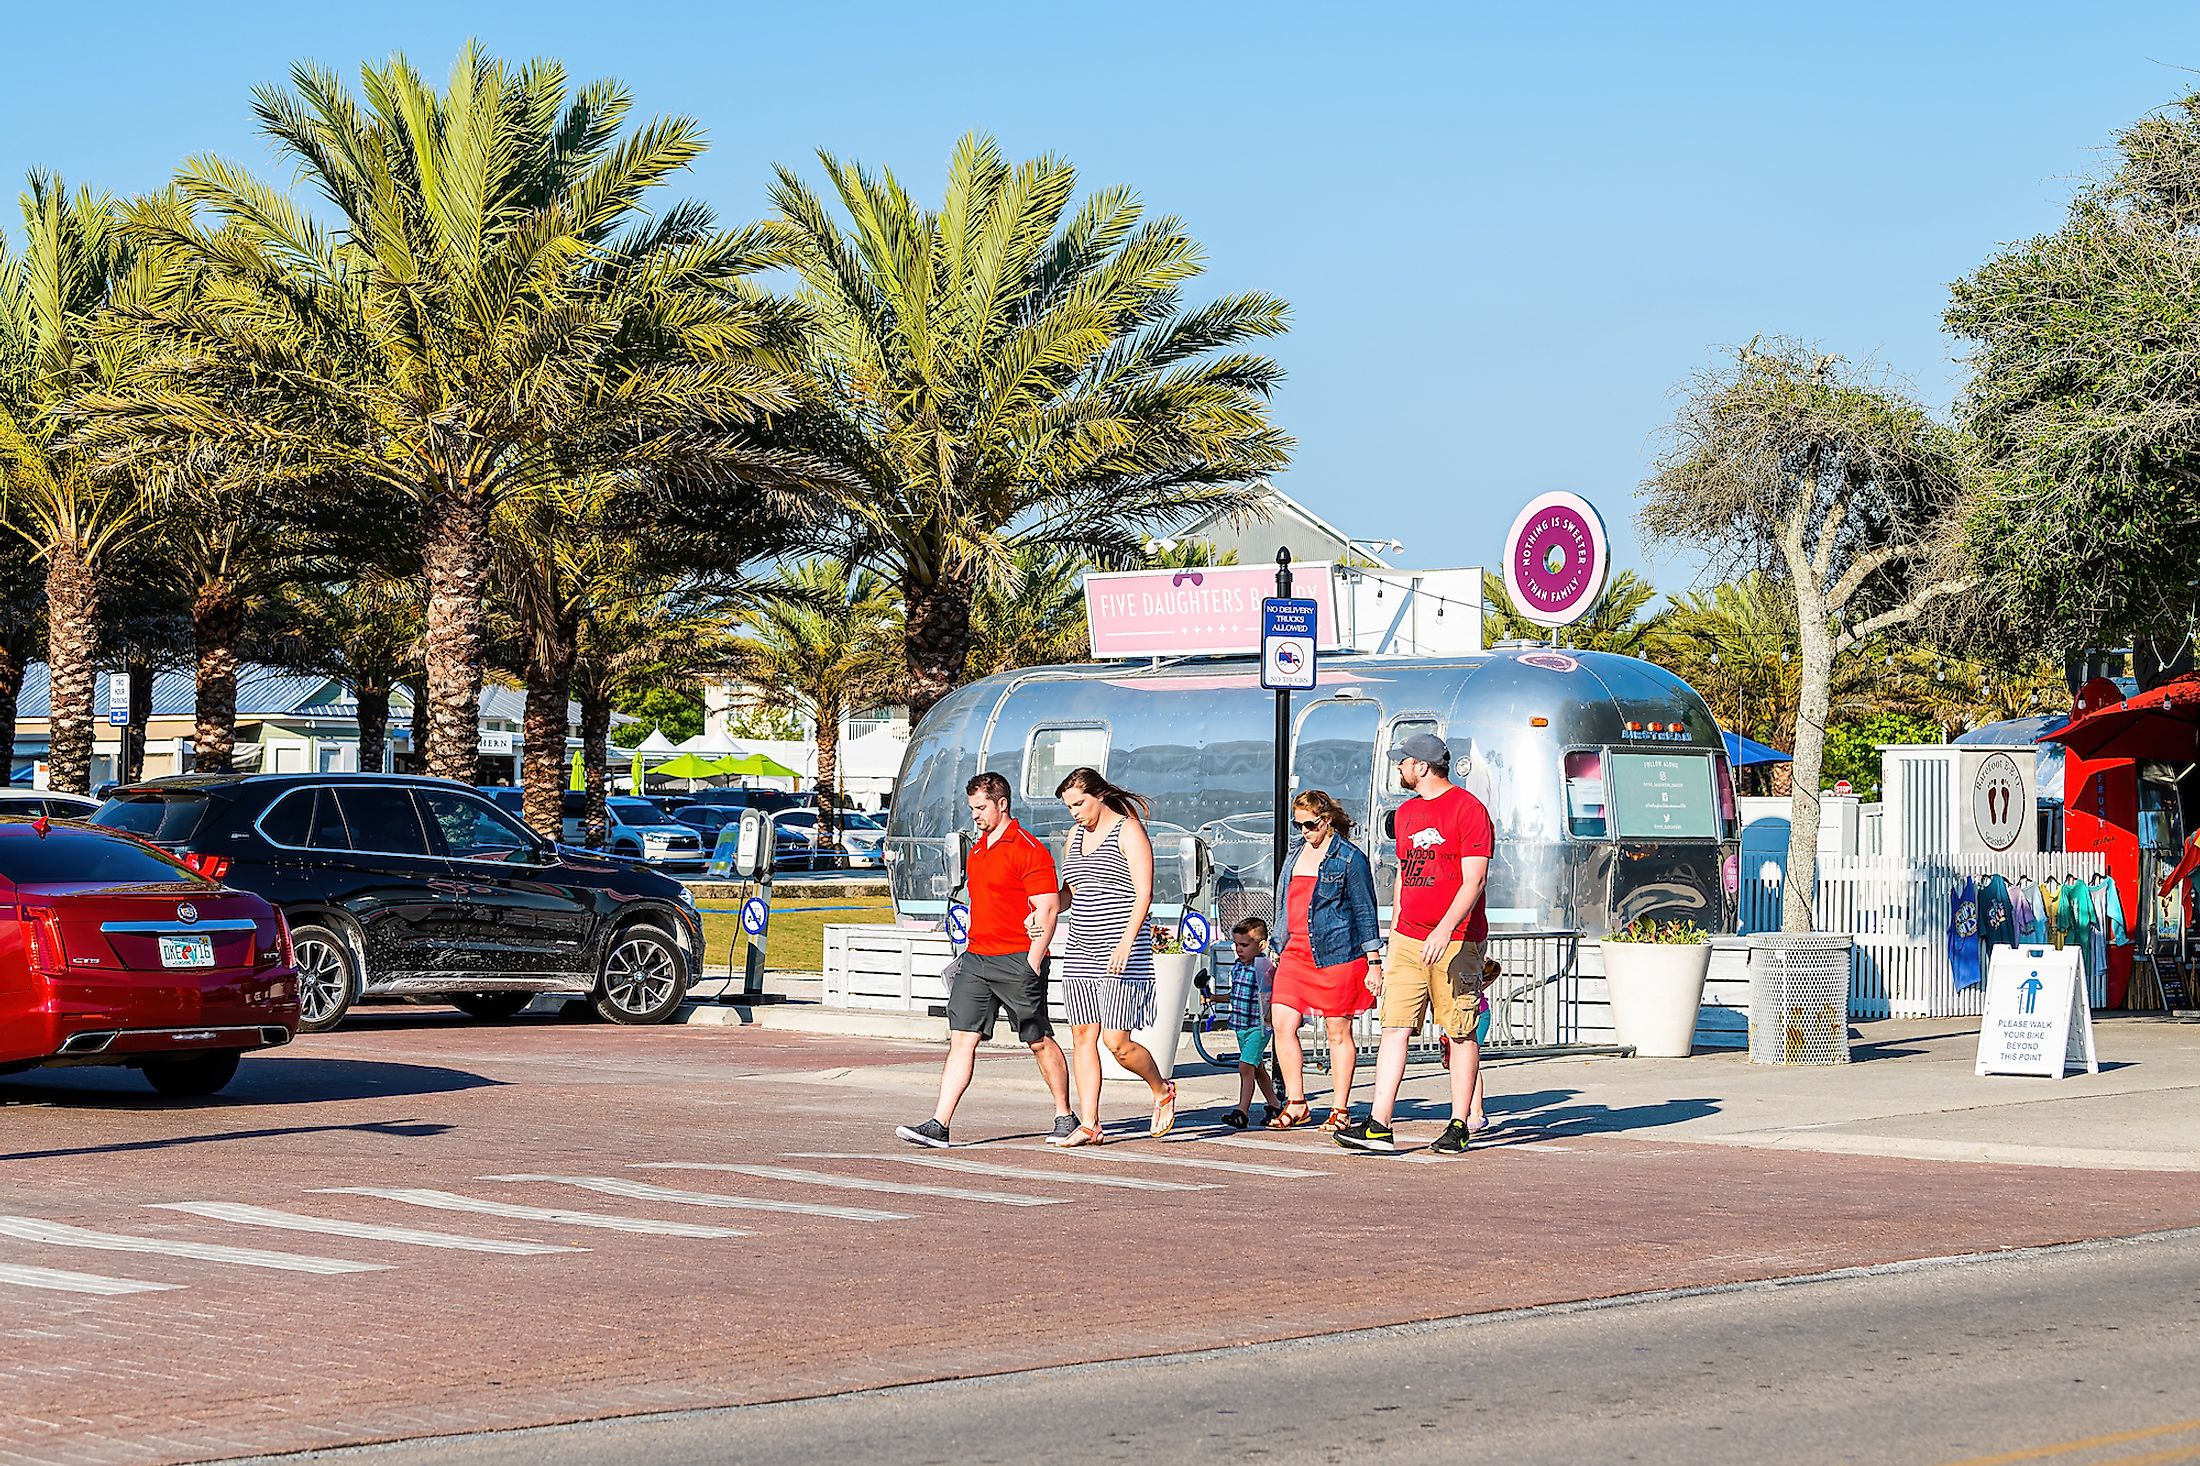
[1381,933,1488,1041]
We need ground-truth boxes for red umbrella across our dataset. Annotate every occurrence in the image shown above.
[2042,673,2200,763]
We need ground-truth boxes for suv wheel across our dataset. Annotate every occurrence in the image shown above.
[143,1051,242,1098]
[451,992,533,1022]
[594,926,687,1024]
[291,923,361,1033]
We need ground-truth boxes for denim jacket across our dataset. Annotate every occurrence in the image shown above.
[1270,835,1384,967]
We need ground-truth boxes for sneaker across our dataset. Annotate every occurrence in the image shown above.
[1430,1119,1473,1156]
[1334,1117,1396,1153]
[1044,1113,1081,1146]
[895,1118,952,1148]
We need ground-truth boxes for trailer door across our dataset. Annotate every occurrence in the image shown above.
[1293,695,1382,848]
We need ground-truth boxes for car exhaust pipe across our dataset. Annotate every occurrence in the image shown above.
[56,1031,116,1055]
[259,1026,293,1047]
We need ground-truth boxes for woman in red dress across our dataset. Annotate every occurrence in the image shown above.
[1266,791,1385,1132]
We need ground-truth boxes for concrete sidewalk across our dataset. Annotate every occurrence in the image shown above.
[694,993,2200,1172]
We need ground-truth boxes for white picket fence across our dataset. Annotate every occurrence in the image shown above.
[1743,852,2107,1018]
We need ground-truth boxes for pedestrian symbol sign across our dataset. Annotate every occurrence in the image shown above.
[1261,597,1318,692]
[1976,946,2097,1079]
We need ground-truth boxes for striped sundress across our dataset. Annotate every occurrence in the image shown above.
[1060,817,1157,1030]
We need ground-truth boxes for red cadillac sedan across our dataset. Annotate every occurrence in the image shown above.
[0,816,299,1097]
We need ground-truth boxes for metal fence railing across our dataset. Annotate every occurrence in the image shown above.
[1307,929,1622,1068]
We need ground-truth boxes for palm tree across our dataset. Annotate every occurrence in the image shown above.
[965,546,1089,677]
[256,572,423,774]
[769,132,1293,721]
[725,561,899,841]
[0,530,42,780]
[1482,568,1663,654]
[0,175,153,792]
[106,44,800,782]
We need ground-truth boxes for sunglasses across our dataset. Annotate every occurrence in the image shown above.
[1293,818,1324,832]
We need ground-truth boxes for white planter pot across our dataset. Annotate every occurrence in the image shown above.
[1603,942,1712,1058]
[1098,952,1199,1083]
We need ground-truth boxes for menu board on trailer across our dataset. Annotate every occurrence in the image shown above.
[2151,940,2190,1010]
[1607,752,1717,839]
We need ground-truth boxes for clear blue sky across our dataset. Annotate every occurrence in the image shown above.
[6,2,2197,585]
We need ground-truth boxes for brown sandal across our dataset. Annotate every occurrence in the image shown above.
[1321,1108,1352,1134]
[1265,1098,1313,1130]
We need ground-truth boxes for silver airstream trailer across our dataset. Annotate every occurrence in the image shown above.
[884,646,1740,938]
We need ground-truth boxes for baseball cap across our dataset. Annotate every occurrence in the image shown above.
[1387,732,1450,765]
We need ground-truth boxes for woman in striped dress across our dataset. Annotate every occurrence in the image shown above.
[1047,767,1174,1146]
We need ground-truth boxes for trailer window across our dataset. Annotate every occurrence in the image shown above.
[1564,751,1608,838]
[1025,725,1110,800]
[1608,752,1718,840]
[1386,719,1441,792]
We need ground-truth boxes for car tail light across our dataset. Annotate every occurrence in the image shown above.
[275,909,294,968]
[20,908,66,976]
[181,851,232,882]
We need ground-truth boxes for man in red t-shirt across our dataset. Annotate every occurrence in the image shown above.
[1336,732,1493,1157]
[897,772,1075,1148]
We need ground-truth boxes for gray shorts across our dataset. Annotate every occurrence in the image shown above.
[947,951,1053,1043]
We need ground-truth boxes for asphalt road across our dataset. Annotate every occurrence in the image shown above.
[248,1227,2200,1466]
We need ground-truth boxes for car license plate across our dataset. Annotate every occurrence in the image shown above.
[159,934,214,969]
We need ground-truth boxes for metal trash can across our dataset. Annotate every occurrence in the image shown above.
[1747,934,1853,1065]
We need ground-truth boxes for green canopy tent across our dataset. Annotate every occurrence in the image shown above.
[706,752,801,780]
[644,752,728,791]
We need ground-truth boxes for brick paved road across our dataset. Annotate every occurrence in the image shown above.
[5,1011,2197,1466]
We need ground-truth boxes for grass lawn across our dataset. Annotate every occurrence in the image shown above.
[695,891,897,973]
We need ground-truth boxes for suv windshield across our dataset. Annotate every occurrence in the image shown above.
[92,791,215,844]
[608,799,666,824]
[0,826,205,885]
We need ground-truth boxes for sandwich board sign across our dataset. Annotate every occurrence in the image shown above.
[1975,945,2097,1079]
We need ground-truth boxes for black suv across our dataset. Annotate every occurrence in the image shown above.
[92,774,702,1033]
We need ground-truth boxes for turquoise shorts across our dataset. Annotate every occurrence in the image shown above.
[1237,1026,1271,1066]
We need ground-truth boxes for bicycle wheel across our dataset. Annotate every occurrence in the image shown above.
[1191,1010,1238,1069]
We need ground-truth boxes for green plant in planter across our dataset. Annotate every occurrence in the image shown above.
[1608,916,1710,945]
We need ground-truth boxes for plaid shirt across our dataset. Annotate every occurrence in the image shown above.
[1224,955,1275,1032]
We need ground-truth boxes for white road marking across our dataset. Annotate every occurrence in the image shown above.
[787,1153,1218,1193]
[0,1262,175,1296]
[315,1188,754,1238]
[1000,1145,1326,1179]
[0,1215,384,1275]
[148,1202,584,1255]
[489,1175,907,1223]
[1182,1133,1345,1153]
[633,1163,1067,1207]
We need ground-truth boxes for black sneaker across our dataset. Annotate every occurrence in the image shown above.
[895,1118,952,1148]
[1429,1119,1473,1156]
[1044,1114,1081,1146]
[1223,1108,1249,1130]
[1334,1117,1396,1153]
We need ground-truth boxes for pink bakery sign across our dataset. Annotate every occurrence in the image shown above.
[1084,562,1341,659]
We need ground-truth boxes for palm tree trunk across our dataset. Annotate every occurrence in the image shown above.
[903,572,975,725]
[122,653,153,785]
[521,644,575,842]
[399,675,428,771]
[421,482,491,783]
[44,539,99,794]
[192,578,245,775]
[355,680,391,773]
[815,707,841,843]
[579,693,611,847]
[0,634,26,780]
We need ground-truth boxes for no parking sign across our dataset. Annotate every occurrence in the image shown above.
[1177,911,1212,954]
[945,902,971,953]
[740,896,770,938]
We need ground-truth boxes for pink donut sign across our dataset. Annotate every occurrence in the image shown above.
[1502,492,1610,628]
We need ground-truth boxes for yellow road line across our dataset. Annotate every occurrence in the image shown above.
[1945,1417,2200,1464]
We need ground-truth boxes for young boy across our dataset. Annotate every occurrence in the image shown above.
[1222,917,1279,1129]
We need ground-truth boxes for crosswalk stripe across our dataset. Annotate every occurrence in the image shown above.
[0,1262,175,1296]
[997,1145,1326,1179]
[489,1175,907,1223]
[147,1203,585,1255]
[633,1162,1067,1207]
[1185,1134,1338,1155]
[786,1153,1219,1193]
[314,1189,754,1239]
[0,1215,384,1275]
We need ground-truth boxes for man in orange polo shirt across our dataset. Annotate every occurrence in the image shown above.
[896,772,1076,1147]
